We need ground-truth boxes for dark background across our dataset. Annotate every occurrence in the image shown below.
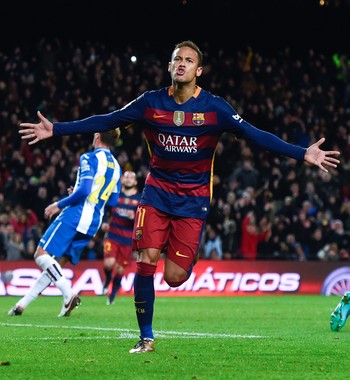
[2,0,350,54]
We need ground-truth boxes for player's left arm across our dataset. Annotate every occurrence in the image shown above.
[44,178,93,219]
[220,99,340,172]
[240,122,340,172]
[106,175,121,207]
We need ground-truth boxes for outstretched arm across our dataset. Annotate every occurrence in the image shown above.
[19,111,53,145]
[304,137,340,173]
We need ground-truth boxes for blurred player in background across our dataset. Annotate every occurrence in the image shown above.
[8,130,121,317]
[330,292,350,332]
[19,40,340,352]
[102,170,141,305]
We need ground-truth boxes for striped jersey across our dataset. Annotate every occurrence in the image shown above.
[105,190,141,246]
[54,86,306,220]
[57,148,121,236]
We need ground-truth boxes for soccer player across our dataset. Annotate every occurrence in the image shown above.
[19,40,340,352]
[8,130,122,317]
[330,292,350,332]
[101,170,141,305]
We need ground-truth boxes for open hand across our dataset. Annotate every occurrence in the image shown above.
[19,111,53,145]
[304,138,340,172]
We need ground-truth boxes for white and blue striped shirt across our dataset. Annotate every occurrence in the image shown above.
[56,148,121,236]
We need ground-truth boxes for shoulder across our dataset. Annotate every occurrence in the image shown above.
[140,87,169,101]
[198,88,231,107]
[80,152,92,162]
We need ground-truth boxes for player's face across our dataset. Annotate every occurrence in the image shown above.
[122,171,137,188]
[169,46,202,84]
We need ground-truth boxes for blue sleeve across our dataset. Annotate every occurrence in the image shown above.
[57,178,93,209]
[106,192,119,207]
[53,94,147,136]
[106,175,121,207]
[217,97,306,161]
[239,121,307,160]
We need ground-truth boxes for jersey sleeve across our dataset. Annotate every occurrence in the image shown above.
[57,177,93,209]
[53,93,148,136]
[106,174,121,207]
[217,97,306,161]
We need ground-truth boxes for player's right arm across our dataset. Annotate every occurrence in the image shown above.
[19,94,147,144]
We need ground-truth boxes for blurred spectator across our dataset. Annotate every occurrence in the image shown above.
[229,158,260,193]
[239,211,271,260]
[317,242,340,262]
[327,219,350,260]
[6,228,25,260]
[278,233,306,261]
[203,224,223,260]
[308,227,327,260]
[0,229,6,259]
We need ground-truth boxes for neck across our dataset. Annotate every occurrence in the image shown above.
[172,83,197,104]
[123,187,137,196]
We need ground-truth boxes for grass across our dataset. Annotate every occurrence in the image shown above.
[1,295,349,379]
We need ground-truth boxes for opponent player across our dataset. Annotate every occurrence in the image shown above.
[19,40,340,351]
[9,130,121,317]
[330,292,350,332]
[101,170,141,305]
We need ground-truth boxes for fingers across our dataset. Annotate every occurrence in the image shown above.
[19,124,35,137]
[37,110,45,122]
[320,157,340,170]
[325,162,338,168]
[28,138,39,145]
[325,151,341,157]
[325,157,340,164]
[318,165,328,173]
[19,130,36,141]
[312,137,325,148]
[19,122,35,128]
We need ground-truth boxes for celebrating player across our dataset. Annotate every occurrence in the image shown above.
[19,40,340,352]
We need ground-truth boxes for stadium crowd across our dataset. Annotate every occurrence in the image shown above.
[1,38,350,262]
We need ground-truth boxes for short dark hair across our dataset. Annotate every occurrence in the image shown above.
[174,40,203,67]
[100,128,121,147]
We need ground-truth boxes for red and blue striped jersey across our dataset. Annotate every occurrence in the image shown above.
[105,190,141,246]
[54,86,306,219]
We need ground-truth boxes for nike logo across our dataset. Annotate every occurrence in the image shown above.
[153,113,167,119]
[175,251,190,258]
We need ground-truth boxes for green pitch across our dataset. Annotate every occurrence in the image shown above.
[1,295,349,379]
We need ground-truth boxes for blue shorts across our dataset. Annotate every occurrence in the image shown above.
[39,220,93,265]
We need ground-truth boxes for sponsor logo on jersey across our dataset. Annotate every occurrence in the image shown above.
[81,159,90,172]
[232,113,243,123]
[158,133,198,153]
[175,251,190,258]
[153,113,167,119]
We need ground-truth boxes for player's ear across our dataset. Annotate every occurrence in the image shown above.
[196,67,203,77]
[168,62,171,72]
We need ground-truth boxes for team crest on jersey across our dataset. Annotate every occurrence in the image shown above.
[173,111,185,126]
[135,228,143,240]
[192,113,205,126]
